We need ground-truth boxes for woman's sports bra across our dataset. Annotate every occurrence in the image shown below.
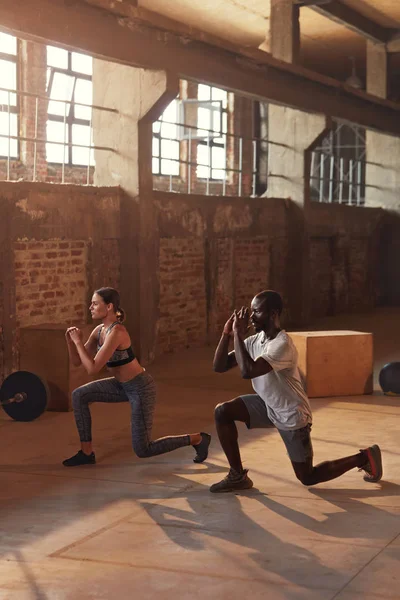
[97,321,136,367]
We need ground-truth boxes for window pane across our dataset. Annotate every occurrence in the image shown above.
[47,45,68,69]
[197,107,211,136]
[161,99,178,124]
[222,112,228,133]
[198,84,211,101]
[212,107,222,133]
[197,164,209,179]
[160,121,177,139]
[161,159,179,176]
[0,112,18,157]
[74,78,92,120]
[71,52,92,75]
[153,121,161,134]
[48,73,75,116]
[72,123,91,146]
[197,144,210,169]
[212,146,225,170]
[72,145,94,166]
[161,139,179,160]
[46,120,68,163]
[72,123,94,164]
[211,86,228,108]
[0,32,17,55]
[0,59,17,103]
[152,157,160,174]
[152,137,160,157]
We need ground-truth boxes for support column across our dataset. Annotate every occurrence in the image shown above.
[20,40,47,181]
[261,0,325,325]
[260,0,300,64]
[365,41,400,304]
[366,41,387,99]
[365,39,400,210]
[92,61,178,363]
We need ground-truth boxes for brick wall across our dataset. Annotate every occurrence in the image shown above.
[310,238,333,317]
[15,240,88,327]
[0,182,123,377]
[157,237,207,353]
[308,203,383,317]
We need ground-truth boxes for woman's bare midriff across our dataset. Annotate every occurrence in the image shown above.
[107,358,145,383]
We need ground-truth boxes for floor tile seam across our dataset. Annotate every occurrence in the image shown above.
[110,519,389,548]
[48,554,345,592]
[330,530,400,600]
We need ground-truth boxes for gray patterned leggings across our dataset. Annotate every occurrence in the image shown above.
[71,371,191,457]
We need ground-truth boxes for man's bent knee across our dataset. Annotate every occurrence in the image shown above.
[214,402,231,424]
[295,470,318,486]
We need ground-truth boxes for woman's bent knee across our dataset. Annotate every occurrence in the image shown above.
[72,387,85,408]
[133,444,151,459]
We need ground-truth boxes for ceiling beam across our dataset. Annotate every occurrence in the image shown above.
[387,32,400,53]
[2,0,400,136]
[82,0,138,19]
[297,0,396,45]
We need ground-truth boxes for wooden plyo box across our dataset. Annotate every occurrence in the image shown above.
[19,323,100,412]
[288,330,373,398]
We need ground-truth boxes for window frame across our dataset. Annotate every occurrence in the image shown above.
[196,85,228,181]
[0,37,19,160]
[46,48,93,167]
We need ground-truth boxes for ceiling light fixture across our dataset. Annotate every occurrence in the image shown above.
[345,56,363,89]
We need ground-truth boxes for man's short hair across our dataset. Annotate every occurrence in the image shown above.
[255,290,283,315]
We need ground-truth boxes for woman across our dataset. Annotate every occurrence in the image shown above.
[63,287,211,466]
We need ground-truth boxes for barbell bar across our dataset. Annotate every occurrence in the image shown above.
[0,371,49,421]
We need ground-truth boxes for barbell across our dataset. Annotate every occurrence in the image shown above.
[0,371,49,421]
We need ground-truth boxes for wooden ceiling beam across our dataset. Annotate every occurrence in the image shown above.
[2,0,400,136]
[296,0,397,45]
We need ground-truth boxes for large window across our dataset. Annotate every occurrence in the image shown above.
[310,121,366,205]
[152,84,228,180]
[197,84,227,180]
[0,32,18,158]
[46,46,93,165]
[152,98,179,176]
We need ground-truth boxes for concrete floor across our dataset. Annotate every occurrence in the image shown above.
[0,309,399,599]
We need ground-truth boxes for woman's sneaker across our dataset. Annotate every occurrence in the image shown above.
[193,432,211,463]
[210,468,253,493]
[63,450,96,467]
[360,444,383,482]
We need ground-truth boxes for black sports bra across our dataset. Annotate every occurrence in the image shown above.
[97,321,136,367]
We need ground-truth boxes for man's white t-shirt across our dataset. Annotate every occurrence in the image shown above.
[244,330,312,431]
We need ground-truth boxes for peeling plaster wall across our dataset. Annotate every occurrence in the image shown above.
[0,182,123,378]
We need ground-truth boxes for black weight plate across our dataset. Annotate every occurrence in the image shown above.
[379,362,400,396]
[0,371,49,421]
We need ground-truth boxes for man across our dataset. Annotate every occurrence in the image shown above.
[211,289,382,493]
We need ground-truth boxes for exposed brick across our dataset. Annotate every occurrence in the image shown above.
[14,239,89,328]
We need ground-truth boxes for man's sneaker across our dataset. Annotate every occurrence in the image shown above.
[210,468,253,493]
[360,444,383,482]
[63,450,96,467]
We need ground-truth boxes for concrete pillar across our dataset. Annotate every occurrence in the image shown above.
[20,40,47,181]
[92,61,178,363]
[365,39,400,212]
[258,0,326,325]
[260,0,300,64]
[366,41,387,99]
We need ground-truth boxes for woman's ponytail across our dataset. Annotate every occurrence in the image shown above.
[116,307,126,323]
